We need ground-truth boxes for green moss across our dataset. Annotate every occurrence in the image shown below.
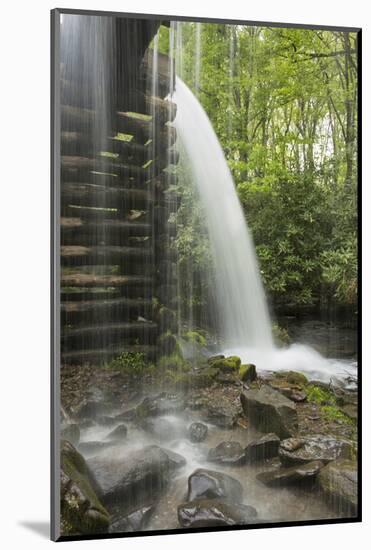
[322,405,354,425]
[307,385,335,405]
[183,330,207,347]
[208,355,241,371]
[103,352,155,376]
[158,351,188,371]
[61,441,110,534]
[239,363,257,382]
[272,323,291,346]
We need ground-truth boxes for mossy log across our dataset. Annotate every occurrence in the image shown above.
[61,217,152,245]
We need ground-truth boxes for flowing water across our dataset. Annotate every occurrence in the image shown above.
[173,77,357,383]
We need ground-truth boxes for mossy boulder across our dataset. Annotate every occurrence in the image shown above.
[275,371,308,386]
[208,355,241,372]
[239,364,257,383]
[60,440,110,535]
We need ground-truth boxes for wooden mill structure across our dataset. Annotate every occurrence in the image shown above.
[59,17,179,366]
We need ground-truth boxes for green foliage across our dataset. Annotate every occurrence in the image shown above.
[104,352,154,376]
[174,23,358,310]
[272,323,291,346]
[183,330,207,347]
[321,405,354,425]
[307,384,335,405]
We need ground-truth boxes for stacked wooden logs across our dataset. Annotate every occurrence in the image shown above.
[60,47,180,365]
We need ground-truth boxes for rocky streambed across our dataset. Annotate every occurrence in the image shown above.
[60,356,358,536]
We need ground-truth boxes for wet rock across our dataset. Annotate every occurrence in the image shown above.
[280,438,305,452]
[207,354,225,365]
[140,417,178,441]
[105,424,128,441]
[136,393,184,419]
[155,446,186,469]
[201,403,239,429]
[74,400,109,421]
[115,408,137,422]
[318,459,357,515]
[239,364,257,383]
[188,422,208,443]
[240,385,298,438]
[78,440,118,456]
[256,460,324,487]
[97,416,116,427]
[61,423,80,446]
[60,440,109,535]
[208,356,241,372]
[88,446,176,508]
[279,436,354,466]
[178,499,258,528]
[109,505,153,533]
[187,469,243,503]
[245,433,280,463]
[208,441,245,465]
[281,371,308,386]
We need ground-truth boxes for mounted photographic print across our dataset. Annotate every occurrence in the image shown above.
[51,8,361,541]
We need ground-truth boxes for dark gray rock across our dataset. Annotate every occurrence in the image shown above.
[208,441,245,465]
[240,385,298,438]
[109,505,154,533]
[279,436,354,466]
[178,499,258,528]
[140,417,178,441]
[78,440,117,455]
[105,424,128,441]
[88,446,179,509]
[256,460,324,487]
[187,468,243,503]
[153,446,186,469]
[318,459,358,515]
[201,403,240,429]
[136,393,184,418]
[188,422,208,443]
[245,433,280,462]
[74,400,109,421]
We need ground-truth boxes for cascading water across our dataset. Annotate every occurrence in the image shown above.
[174,77,357,383]
[174,77,273,350]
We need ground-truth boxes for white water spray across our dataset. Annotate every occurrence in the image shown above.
[174,77,357,383]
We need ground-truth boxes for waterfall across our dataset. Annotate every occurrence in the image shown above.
[174,77,274,351]
[173,77,357,383]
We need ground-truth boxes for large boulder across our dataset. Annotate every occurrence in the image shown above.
[245,433,280,463]
[187,468,243,503]
[109,505,153,533]
[178,499,258,528]
[88,445,184,509]
[140,417,178,442]
[105,424,128,441]
[207,356,241,372]
[240,386,298,438]
[60,440,110,535]
[136,393,184,419]
[256,460,324,487]
[207,441,245,465]
[239,364,257,383]
[279,436,354,466]
[318,459,358,515]
[188,422,208,443]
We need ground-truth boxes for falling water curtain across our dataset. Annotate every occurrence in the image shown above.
[51,8,361,541]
